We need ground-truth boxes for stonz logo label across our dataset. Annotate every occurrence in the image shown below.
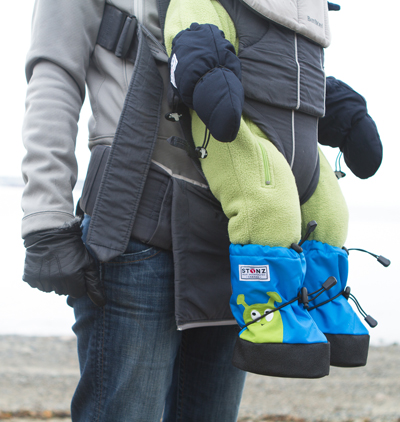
[239,265,270,281]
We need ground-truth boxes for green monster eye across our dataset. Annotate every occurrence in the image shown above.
[250,310,261,320]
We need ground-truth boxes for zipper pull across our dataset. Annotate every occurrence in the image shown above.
[165,112,182,122]
[165,91,183,122]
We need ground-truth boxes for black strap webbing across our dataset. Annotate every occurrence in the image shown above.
[157,0,171,38]
[96,4,137,60]
[86,25,163,262]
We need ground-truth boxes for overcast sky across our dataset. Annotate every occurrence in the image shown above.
[1,0,399,214]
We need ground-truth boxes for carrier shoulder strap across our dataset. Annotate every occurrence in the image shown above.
[157,0,171,40]
[86,13,163,262]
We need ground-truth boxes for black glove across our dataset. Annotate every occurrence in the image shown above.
[23,221,106,307]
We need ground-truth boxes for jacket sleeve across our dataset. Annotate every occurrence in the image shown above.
[21,0,105,238]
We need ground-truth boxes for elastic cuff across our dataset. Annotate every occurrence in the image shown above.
[21,211,76,238]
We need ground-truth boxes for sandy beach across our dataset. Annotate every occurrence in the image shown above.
[0,336,399,421]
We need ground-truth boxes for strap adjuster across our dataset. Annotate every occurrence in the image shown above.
[97,4,137,59]
[115,15,137,58]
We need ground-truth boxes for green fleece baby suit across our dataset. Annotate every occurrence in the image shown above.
[164,0,348,249]
[163,0,370,379]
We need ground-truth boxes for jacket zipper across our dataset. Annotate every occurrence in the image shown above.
[258,142,271,185]
[133,0,143,23]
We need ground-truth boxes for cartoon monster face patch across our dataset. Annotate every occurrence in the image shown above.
[237,292,284,343]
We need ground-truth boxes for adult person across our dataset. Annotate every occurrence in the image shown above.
[21,0,383,419]
[21,1,246,421]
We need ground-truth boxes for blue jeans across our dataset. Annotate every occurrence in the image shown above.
[68,216,246,421]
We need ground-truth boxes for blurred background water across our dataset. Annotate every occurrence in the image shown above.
[0,183,83,337]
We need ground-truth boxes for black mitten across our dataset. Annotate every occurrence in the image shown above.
[318,76,382,179]
[23,220,106,307]
[169,23,244,142]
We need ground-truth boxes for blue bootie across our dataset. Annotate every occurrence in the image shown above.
[302,240,370,367]
[230,244,330,378]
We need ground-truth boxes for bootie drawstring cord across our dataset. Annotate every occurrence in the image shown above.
[344,247,391,267]
[195,127,211,159]
[308,285,378,328]
[242,276,337,329]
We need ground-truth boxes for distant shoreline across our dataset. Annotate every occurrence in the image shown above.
[0,333,398,346]
[0,176,24,187]
[1,336,399,421]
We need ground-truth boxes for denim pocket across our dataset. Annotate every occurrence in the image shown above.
[105,238,163,265]
[100,237,173,293]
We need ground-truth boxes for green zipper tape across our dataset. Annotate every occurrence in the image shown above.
[259,142,271,185]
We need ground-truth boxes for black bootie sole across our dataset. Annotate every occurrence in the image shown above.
[325,333,370,367]
[232,337,330,378]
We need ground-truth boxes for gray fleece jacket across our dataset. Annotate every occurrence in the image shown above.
[21,0,330,238]
[21,0,190,238]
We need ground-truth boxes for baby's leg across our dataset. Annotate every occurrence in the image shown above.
[301,148,348,247]
[192,115,301,247]
[301,149,369,368]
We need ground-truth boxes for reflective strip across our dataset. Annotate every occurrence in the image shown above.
[294,33,301,110]
[177,320,237,331]
[320,47,326,116]
[290,110,295,169]
[152,160,209,189]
